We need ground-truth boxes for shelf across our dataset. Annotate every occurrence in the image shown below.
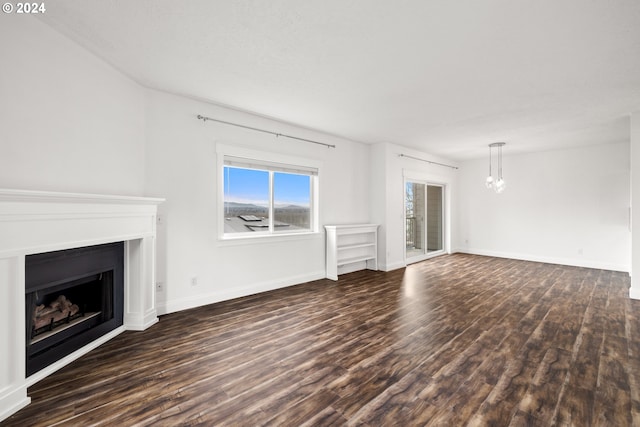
[337,242,376,251]
[325,224,377,231]
[325,224,379,281]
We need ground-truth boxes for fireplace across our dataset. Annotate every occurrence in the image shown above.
[25,242,124,376]
[0,188,163,422]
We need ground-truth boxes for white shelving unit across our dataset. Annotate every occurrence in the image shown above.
[325,224,379,281]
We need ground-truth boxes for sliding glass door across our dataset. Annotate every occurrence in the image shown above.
[426,185,444,254]
[405,181,445,263]
[405,182,426,259]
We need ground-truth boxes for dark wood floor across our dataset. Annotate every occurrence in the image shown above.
[4,254,639,426]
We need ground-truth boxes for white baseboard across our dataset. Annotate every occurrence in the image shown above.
[630,287,640,300]
[457,248,630,273]
[157,270,326,315]
[379,261,406,272]
[157,249,629,315]
[0,389,30,423]
[124,314,159,331]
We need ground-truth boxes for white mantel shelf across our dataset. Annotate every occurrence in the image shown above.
[0,189,165,422]
[0,188,165,204]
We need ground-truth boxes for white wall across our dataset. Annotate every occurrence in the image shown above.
[0,17,146,195]
[370,142,459,271]
[143,89,371,314]
[631,111,640,297]
[370,144,389,268]
[458,142,630,271]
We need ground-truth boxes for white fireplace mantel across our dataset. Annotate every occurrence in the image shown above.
[0,189,164,422]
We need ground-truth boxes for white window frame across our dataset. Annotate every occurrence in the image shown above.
[216,143,321,241]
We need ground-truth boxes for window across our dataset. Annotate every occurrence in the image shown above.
[221,155,318,237]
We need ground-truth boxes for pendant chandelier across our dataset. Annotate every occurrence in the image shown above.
[485,142,506,193]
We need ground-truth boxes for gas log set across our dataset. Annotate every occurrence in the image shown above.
[31,295,83,337]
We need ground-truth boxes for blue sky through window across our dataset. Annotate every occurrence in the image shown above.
[224,167,268,206]
[224,167,310,207]
[274,172,310,207]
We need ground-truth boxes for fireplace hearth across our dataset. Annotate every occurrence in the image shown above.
[25,242,124,376]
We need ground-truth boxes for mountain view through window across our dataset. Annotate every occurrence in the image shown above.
[223,166,312,234]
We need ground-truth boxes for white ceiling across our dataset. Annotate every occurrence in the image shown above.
[39,1,640,160]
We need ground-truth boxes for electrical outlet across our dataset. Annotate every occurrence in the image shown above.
[191,276,198,286]
[156,281,163,291]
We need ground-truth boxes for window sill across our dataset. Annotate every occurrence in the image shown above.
[217,230,323,247]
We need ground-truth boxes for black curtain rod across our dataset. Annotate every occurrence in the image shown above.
[197,115,336,149]
[398,154,458,170]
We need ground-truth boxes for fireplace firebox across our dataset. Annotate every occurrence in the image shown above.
[25,242,124,376]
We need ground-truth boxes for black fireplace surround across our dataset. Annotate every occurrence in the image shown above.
[25,242,124,376]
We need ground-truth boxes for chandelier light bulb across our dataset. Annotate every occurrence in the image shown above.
[485,175,494,189]
[494,178,506,193]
